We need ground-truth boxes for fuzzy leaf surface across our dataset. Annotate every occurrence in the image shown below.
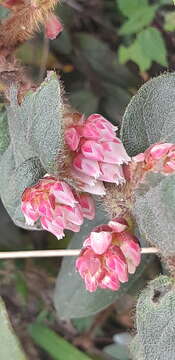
[0,105,10,158]
[134,173,175,256]
[131,276,175,360]
[0,73,63,228]
[121,73,175,156]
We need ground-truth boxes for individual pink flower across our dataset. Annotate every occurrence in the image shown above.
[117,231,141,274]
[75,193,96,220]
[21,175,95,239]
[99,163,125,184]
[73,154,101,179]
[81,114,118,142]
[144,142,175,174]
[65,127,80,151]
[45,14,63,40]
[70,168,106,195]
[132,142,175,176]
[76,218,141,292]
[81,141,104,161]
[79,181,106,196]
[65,114,130,195]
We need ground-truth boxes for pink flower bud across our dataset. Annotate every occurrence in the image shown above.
[82,115,117,142]
[132,153,145,163]
[90,231,112,254]
[62,204,84,226]
[40,216,64,240]
[65,113,130,194]
[145,143,173,162]
[70,168,97,186]
[134,142,175,175]
[117,232,141,274]
[21,201,39,226]
[101,141,130,165]
[80,181,106,196]
[52,181,77,207]
[108,218,128,232]
[76,250,102,292]
[65,127,80,151]
[105,246,128,283]
[45,14,63,40]
[99,163,125,184]
[81,141,104,161]
[100,272,120,291]
[86,114,118,140]
[73,154,102,178]
[76,193,95,220]
[65,222,81,233]
[76,217,141,292]
[21,175,95,239]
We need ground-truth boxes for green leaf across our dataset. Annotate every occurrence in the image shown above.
[104,344,131,360]
[101,82,131,126]
[137,27,167,67]
[0,150,45,228]
[7,73,63,173]
[28,323,92,360]
[117,0,148,17]
[69,90,99,116]
[117,0,148,18]
[130,276,175,360]
[164,11,175,32]
[74,33,138,89]
[0,72,63,228]
[54,208,155,319]
[0,200,27,248]
[134,173,175,256]
[121,73,175,156]
[0,105,10,158]
[72,317,94,333]
[118,42,152,72]
[52,30,72,55]
[0,297,26,359]
[119,6,158,35]
[118,28,167,71]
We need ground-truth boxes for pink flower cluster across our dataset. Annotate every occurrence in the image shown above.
[76,218,141,292]
[134,142,175,174]
[65,114,130,195]
[21,175,95,239]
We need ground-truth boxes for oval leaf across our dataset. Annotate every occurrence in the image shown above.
[0,72,63,228]
[134,173,175,256]
[0,297,26,360]
[131,276,175,360]
[121,73,175,156]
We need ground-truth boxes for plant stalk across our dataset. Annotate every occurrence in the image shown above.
[0,247,158,259]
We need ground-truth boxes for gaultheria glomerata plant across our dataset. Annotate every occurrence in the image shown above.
[0,0,175,358]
